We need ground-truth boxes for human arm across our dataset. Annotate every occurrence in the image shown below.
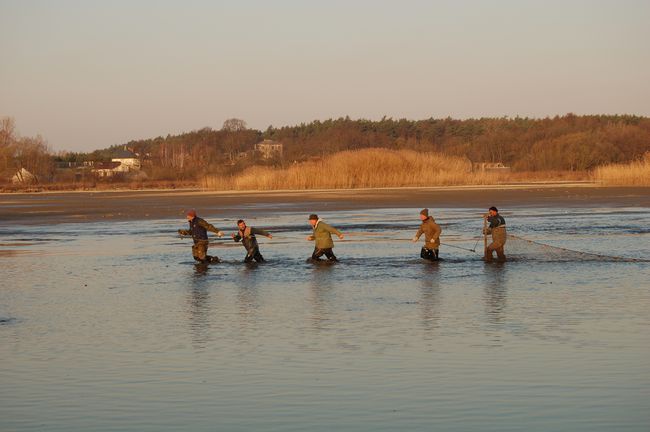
[324,223,344,240]
[199,219,224,237]
[412,227,423,242]
[251,227,272,239]
[178,229,191,236]
[483,220,492,235]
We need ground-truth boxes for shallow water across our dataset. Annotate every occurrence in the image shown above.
[1,207,649,431]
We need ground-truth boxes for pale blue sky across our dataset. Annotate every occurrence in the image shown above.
[1,0,649,151]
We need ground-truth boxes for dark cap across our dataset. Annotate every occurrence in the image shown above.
[308,214,319,220]
[420,208,429,217]
[489,206,498,212]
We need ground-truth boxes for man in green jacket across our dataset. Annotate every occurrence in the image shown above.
[306,214,344,261]
[412,208,442,261]
[232,219,273,263]
[178,209,224,263]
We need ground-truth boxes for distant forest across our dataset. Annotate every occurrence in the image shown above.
[5,114,650,183]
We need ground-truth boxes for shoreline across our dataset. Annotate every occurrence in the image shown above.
[1,184,649,225]
[0,180,598,197]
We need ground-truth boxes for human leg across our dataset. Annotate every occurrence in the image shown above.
[312,248,326,260]
[485,243,496,262]
[496,245,506,261]
[253,248,265,262]
[195,240,217,263]
[421,247,438,261]
[191,243,204,262]
[323,248,338,261]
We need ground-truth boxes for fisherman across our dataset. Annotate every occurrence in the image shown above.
[484,206,507,262]
[178,209,224,263]
[412,208,442,261]
[232,219,273,263]
[306,214,344,261]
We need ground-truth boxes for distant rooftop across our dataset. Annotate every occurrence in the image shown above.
[112,148,137,159]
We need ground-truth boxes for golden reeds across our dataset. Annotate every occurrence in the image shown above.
[593,153,650,186]
[201,148,506,190]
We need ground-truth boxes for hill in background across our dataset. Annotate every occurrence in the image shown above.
[3,114,650,189]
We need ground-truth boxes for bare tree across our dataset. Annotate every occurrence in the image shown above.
[14,135,54,180]
[221,118,247,132]
[0,117,17,173]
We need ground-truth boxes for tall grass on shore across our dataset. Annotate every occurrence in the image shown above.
[593,153,650,186]
[201,149,505,190]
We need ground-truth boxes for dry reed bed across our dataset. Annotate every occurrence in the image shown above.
[593,153,650,186]
[202,149,503,190]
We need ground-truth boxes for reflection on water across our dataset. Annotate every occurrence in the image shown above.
[483,262,508,325]
[418,264,442,332]
[235,264,261,328]
[193,261,210,276]
[1,207,650,432]
[186,285,212,350]
[309,263,336,332]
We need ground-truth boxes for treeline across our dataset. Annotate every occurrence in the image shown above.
[5,114,650,185]
[111,114,650,178]
[264,114,650,171]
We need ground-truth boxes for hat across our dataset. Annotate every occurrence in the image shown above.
[186,209,197,217]
[308,214,319,220]
[489,206,498,212]
[420,208,429,217]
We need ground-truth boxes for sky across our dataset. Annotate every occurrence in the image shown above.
[1,0,649,152]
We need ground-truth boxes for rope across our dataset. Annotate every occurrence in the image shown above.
[440,242,479,253]
[472,236,482,252]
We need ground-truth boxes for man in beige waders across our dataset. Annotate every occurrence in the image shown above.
[484,206,506,262]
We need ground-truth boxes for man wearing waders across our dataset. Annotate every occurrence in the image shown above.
[232,219,273,263]
[178,210,224,263]
[307,214,344,262]
[484,206,507,262]
[412,208,442,261]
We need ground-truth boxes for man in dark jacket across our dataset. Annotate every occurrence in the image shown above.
[412,208,442,261]
[307,214,344,261]
[178,209,224,263]
[232,219,273,263]
[483,206,507,262]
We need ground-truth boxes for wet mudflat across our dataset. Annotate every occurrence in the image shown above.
[1,207,649,431]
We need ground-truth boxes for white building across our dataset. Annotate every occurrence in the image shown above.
[111,148,141,172]
[92,162,122,178]
[11,168,37,184]
[254,140,283,159]
[91,147,141,177]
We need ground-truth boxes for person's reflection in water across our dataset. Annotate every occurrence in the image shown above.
[308,263,336,332]
[186,263,213,350]
[419,263,442,334]
[193,262,210,276]
[235,262,261,330]
[483,261,508,326]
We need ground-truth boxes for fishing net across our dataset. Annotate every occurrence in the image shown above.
[502,234,648,263]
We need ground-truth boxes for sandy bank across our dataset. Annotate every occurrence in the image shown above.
[1,184,648,225]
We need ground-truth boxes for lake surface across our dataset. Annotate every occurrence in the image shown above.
[1,206,649,431]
